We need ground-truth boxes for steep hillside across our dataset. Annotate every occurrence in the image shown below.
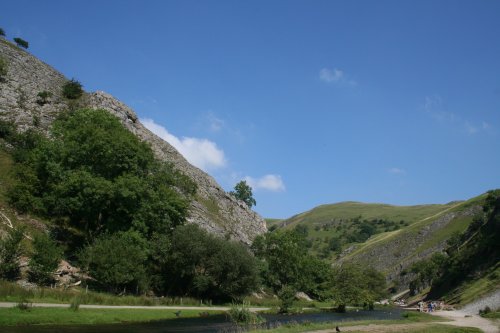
[0,38,265,244]
[343,195,486,291]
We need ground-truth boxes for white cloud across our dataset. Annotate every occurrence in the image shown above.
[320,68,344,82]
[244,174,286,192]
[423,96,493,135]
[142,118,226,171]
[319,67,357,86]
[388,167,406,175]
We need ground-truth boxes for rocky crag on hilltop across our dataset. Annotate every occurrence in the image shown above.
[0,38,266,244]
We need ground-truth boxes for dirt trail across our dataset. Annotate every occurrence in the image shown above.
[430,310,499,333]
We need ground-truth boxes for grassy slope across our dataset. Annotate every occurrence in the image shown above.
[345,194,485,262]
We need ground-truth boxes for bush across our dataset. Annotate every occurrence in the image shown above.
[0,56,7,80]
[28,233,62,285]
[13,37,28,49]
[78,231,149,294]
[0,228,24,280]
[0,28,5,37]
[479,306,491,316]
[62,79,83,99]
[36,91,52,105]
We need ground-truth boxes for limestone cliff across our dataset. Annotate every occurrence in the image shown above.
[0,38,266,244]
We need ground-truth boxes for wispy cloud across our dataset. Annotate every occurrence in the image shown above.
[205,111,225,132]
[388,167,406,175]
[244,174,286,192]
[142,118,227,171]
[319,67,356,86]
[423,95,492,135]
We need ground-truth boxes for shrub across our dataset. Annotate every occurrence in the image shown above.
[0,228,24,280]
[0,56,7,80]
[62,79,83,99]
[0,28,5,37]
[36,91,52,105]
[13,37,28,49]
[479,306,491,316]
[78,231,149,294]
[28,233,62,285]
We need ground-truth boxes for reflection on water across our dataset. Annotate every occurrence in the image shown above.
[1,308,403,333]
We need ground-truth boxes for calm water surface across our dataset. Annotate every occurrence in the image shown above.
[2,308,403,333]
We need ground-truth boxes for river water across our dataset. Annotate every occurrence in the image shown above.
[1,308,403,333]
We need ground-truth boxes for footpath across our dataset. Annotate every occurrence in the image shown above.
[0,301,270,312]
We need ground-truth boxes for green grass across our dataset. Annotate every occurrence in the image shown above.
[0,307,223,326]
[282,201,457,229]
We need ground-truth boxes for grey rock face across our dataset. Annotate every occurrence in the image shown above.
[0,39,266,244]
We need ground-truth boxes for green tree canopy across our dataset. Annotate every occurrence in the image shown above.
[252,230,331,299]
[8,109,195,244]
[329,264,387,312]
[230,180,256,208]
[165,224,259,300]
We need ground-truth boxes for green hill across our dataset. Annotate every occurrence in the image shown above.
[273,197,488,293]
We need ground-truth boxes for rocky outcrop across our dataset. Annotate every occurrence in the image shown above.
[0,39,266,244]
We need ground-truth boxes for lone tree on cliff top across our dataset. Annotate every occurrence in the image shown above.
[13,37,28,49]
[230,180,256,208]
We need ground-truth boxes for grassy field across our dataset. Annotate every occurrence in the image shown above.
[0,307,223,326]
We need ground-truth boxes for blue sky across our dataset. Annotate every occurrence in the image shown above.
[2,1,500,218]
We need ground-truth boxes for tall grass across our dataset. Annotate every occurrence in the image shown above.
[227,302,265,324]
